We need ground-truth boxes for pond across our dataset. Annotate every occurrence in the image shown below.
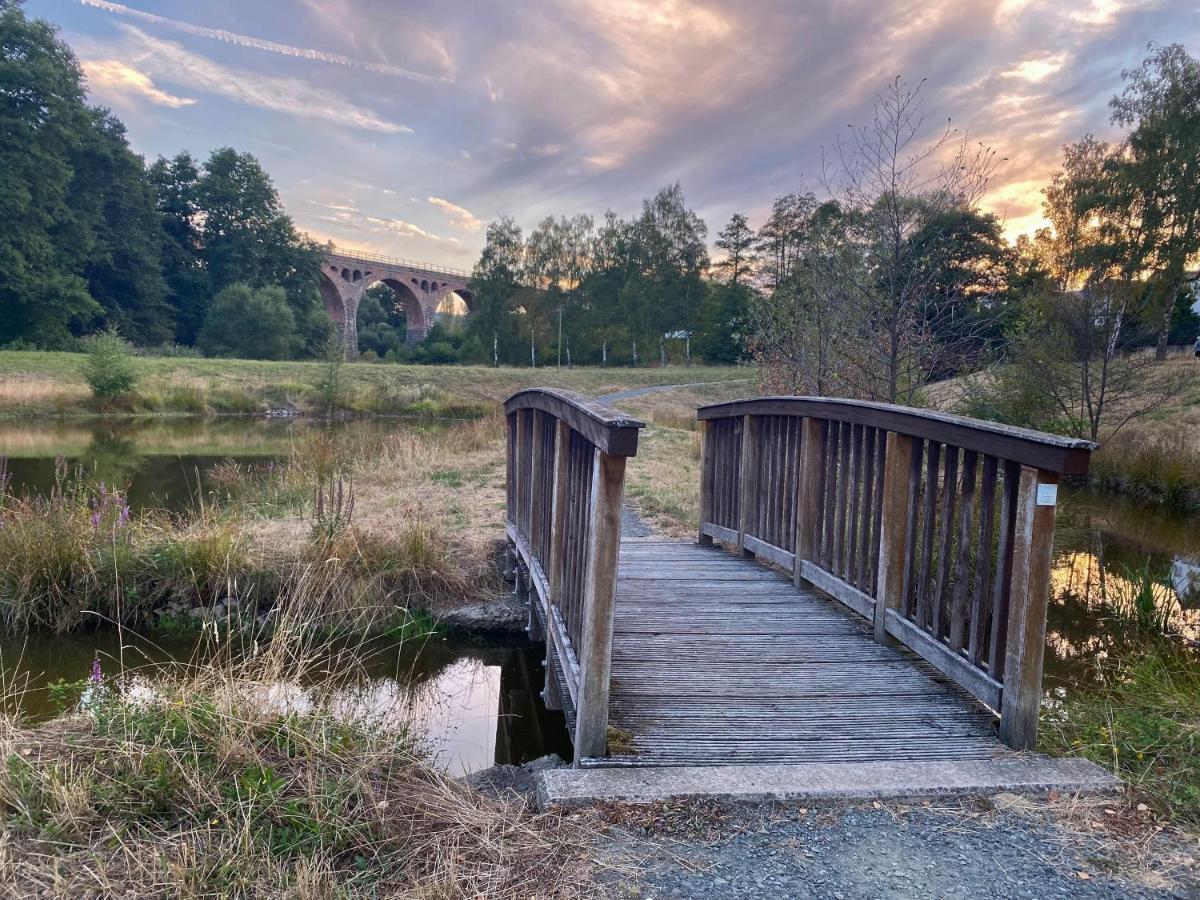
[1046,487,1200,687]
[0,416,1197,764]
[0,628,573,776]
[0,417,400,512]
[0,416,575,775]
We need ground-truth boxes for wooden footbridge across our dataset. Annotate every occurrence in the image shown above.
[504,389,1094,770]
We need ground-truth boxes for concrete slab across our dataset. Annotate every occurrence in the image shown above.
[537,756,1121,809]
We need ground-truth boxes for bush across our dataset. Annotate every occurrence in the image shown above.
[197,284,297,360]
[80,327,138,402]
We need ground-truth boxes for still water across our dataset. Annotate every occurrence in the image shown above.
[0,417,399,512]
[0,628,571,775]
[0,417,572,774]
[0,417,1197,761]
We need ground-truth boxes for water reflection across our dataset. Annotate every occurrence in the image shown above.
[0,417,400,512]
[1046,487,1200,687]
[0,629,571,775]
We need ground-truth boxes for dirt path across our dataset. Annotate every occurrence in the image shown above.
[597,379,753,403]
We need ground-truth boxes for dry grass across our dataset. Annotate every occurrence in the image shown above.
[0,627,602,898]
[986,792,1198,892]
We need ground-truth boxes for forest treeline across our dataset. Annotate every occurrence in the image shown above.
[1,1,329,358]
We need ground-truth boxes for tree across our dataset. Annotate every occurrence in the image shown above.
[524,214,594,366]
[356,283,407,357]
[69,108,172,345]
[755,193,817,289]
[713,213,756,287]
[970,282,1179,441]
[197,284,296,360]
[0,0,98,346]
[464,216,523,366]
[194,148,327,354]
[1104,44,1200,358]
[621,183,708,365]
[149,152,210,344]
[818,77,1001,401]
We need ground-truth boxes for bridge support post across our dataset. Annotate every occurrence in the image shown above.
[698,421,714,546]
[875,432,916,644]
[574,449,625,764]
[999,467,1059,750]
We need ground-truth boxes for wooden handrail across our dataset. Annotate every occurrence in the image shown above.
[698,397,1095,475]
[504,388,643,763]
[697,396,1095,751]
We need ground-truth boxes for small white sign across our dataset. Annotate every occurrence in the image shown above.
[1036,484,1058,506]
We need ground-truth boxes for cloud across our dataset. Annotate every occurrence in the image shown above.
[310,201,457,244]
[81,58,195,107]
[116,25,412,134]
[77,0,449,83]
[427,197,483,231]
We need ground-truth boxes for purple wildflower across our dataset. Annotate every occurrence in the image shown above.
[90,653,103,684]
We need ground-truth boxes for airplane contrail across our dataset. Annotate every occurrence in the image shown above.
[78,0,451,84]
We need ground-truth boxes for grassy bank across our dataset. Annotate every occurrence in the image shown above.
[0,351,750,419]
[0,418,504,634]
[1042,641,1200,826]
[0,632,598,896]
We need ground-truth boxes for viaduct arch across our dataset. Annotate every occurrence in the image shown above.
[319,247,473,359]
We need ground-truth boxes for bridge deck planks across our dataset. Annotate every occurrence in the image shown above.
[590,539,1004,768]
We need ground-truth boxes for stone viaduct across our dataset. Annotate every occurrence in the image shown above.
[320,247,473,359]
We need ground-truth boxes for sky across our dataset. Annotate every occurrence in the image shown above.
[28,0,1200,271]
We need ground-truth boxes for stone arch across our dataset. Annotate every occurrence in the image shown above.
[435,289,473,318]
[380,278,428,344]
[420,279,430,292]
[319,270,345,324]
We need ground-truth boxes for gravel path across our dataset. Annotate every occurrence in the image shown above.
[597,799,1195,899]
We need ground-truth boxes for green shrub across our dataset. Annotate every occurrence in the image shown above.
[197,284,297,360]
[80,327,138,402]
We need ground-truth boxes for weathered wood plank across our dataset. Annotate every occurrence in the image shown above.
[999,466,1059,750]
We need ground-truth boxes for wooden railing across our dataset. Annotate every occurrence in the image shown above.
[504,388,643,762]
[698,397,1094,750]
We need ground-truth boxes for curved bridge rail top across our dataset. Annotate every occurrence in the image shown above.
[504,389,643,763]
[698,396,1096,475]
[504,388,645,458]
[696,394,1095,752]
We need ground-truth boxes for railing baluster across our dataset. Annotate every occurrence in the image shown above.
[932,446,960,641]
[738,414,759,556]
[875,432,915,643]
[989,460,1021,677]
[949,450,978,652]
[969,455,999,666]
[915,441,941,629]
